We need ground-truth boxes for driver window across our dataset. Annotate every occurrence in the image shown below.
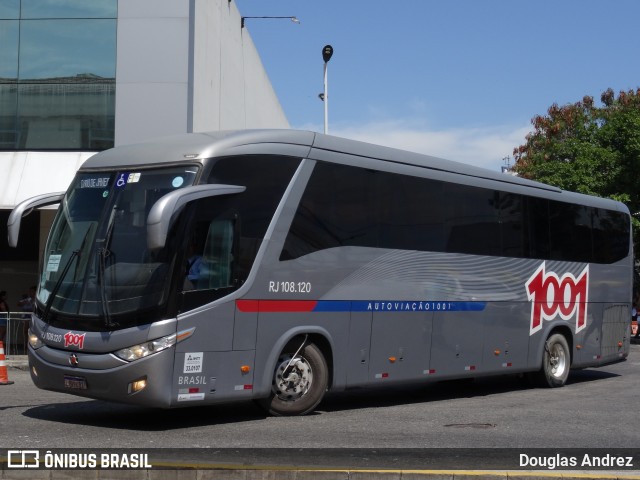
[200,220,234,289]
[183,219,234,291]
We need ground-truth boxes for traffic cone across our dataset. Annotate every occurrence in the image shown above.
[0,341,14,385]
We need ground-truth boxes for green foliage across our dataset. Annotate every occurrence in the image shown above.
[513,88,640,259]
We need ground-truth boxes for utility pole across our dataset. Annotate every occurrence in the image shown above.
[322,45,333,134]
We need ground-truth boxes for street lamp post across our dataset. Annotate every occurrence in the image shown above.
[322,45,333,134]
[241,16,300,29]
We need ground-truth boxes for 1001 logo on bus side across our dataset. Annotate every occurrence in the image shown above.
[525,262,589,335]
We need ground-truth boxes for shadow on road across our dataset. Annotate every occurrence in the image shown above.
[23,399,268,430]
[318,368,619,414]
[21,367,619,430]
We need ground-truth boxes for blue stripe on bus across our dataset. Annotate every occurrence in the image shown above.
[236,299,486,313]
[333,301,486,313]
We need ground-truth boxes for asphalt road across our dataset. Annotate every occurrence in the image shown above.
[1,343,639,456]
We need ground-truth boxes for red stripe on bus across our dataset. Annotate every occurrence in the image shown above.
[235,300,318,313]
[235,300,260,312]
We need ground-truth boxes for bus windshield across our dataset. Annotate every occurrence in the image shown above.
[38,166,199,331]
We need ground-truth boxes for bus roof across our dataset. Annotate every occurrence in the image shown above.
[80,129,628,213]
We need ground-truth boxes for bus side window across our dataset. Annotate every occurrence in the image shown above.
[199,219,234,289]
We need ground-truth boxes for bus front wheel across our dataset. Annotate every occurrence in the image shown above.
[532,333,570,388]
[261,342,328,416]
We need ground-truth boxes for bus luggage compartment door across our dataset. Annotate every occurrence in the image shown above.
[368,311,433,383]
[429,311,483,378]
[599,304,630,362]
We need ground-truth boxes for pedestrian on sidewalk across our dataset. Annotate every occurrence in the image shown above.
[17,286,36,352]
[634,293,640,339]
[0,290,9,346]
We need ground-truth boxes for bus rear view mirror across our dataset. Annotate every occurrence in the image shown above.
[7,192,65,247]
[146,184,245,250]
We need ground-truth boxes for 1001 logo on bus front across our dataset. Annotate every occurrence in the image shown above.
[525,262,589,336]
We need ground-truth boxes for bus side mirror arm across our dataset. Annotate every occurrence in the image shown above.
[8,192,65,248]
[146,184,246,250]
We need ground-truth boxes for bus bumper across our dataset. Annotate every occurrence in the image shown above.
[28,345,175,408]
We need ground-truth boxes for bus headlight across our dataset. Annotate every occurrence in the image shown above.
[28,330,43,349]
[114,334,176,362]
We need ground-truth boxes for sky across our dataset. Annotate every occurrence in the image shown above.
[235,0,640,172]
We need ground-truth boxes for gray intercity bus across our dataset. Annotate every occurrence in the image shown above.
[7,130,633,415]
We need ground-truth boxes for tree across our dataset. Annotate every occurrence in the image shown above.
[512,88,640,258]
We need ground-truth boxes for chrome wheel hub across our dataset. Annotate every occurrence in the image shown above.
[273,354,313,401]
[549,344,567,378]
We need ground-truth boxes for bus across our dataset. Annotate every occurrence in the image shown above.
[7,129,633,416]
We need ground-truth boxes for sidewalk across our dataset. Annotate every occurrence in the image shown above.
[6,354,28,370]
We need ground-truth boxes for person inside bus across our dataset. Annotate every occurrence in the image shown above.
[184,237,203,290]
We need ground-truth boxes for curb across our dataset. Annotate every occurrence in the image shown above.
[1,468,639,480]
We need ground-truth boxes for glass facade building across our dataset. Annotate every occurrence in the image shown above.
[0,0,288,351]
[0,0,116,150]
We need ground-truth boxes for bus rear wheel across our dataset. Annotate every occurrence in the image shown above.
[261,342,328,416]
[532,333,570,388]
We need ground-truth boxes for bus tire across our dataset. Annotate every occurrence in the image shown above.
[261,342,328,416]
[533,333,570,388]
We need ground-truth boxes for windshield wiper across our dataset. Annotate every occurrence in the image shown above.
[97,247,116,328]
[97,206,119,328]
[41,222,96,324]
[42,250,80,324]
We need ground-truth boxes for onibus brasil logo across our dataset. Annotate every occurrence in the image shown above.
[525,262,589,336]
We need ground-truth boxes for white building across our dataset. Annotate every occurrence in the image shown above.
[0,0,288,305]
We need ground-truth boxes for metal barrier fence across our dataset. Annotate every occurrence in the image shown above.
[0,312,30,358]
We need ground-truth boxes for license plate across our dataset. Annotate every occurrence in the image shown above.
[64,375,88,390]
